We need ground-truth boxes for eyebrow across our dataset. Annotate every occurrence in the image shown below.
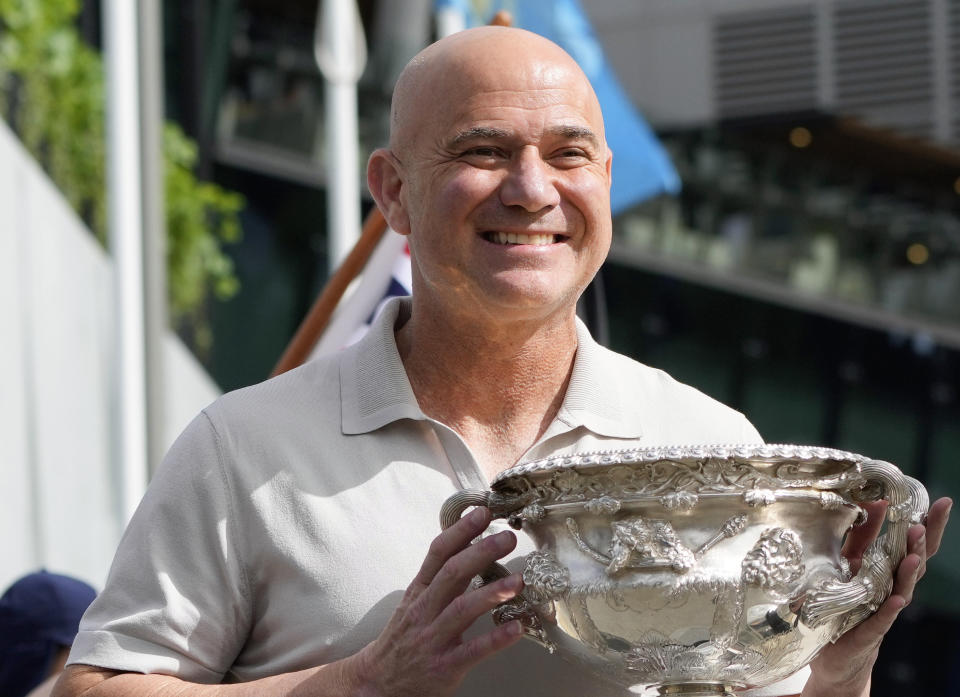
[548,125,600,148]
[449,126,510,147]
[449,125,600,149]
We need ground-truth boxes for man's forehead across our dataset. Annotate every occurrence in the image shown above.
[434,75,605,140]
[389,29,609,160]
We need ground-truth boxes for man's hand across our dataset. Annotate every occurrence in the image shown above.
[350,506,526,697]
[802,496,952,697]
[54,507,523,697]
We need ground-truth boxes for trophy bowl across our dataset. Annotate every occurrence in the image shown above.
[440,444,929,697]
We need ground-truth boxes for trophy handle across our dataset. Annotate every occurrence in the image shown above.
[439,489,557,652]
[801,459,930,637]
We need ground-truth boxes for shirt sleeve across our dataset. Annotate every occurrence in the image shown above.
[68,411,251,683]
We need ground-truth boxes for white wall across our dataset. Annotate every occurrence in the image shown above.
[0,119,221,592]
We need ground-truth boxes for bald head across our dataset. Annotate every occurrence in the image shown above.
[366,25,613,324]
[389,27,604,157]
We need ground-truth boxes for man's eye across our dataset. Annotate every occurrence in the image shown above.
[551,149,589,165]
[465,147,500,158]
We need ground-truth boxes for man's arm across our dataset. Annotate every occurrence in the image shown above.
[53,662,355,697]
[53,507,524,697]
[800,496,952,697]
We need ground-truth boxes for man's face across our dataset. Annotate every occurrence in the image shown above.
[391,40,613,323]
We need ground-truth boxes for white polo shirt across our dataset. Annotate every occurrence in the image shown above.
[69,297,807,696]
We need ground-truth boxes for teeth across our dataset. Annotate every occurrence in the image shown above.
[490,232,556,246]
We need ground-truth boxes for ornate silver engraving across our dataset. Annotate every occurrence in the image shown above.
[491,598,557,653]
[662,491,699,510]
[743,489,777,507]
[741,528,804,590]
[584,495,622,515]
[818,492,846,510]
[887,500,920,523]
[441,444,929,696]
[522,550,570,604]
[695,515,749,558]
[567,516,697,575]
[494,447,868,509]
[623,637,764,686]
[494,443,868,489]
[565,514,750,578]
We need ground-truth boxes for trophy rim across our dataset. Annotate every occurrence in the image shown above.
[492,443,868,489]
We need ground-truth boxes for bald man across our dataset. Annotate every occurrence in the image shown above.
[56,27,950,697]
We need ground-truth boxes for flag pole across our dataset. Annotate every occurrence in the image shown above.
[316,0,367,267]
[271,10,514,378]
[104,0,149,524]
[272,207,387,376]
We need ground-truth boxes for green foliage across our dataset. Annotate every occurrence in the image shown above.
[0,0,243,352]
[164,122,243,352]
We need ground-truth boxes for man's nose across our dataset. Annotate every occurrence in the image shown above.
[499,147,561,212]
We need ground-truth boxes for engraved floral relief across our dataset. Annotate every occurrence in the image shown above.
[496,454,864,508]
[566,516,697,575]
[818,492,846,510]
[492,599,557,653]
[744,489,777,507]
[583,495,622,515]
[623,636,766,684]
[565,513,754,579]
[522,550,570,604]
[661,491,699,511]
[710,527,806,653]
[507,503,547,529]
[694,515,748,559]
[741,528,805,591]
[609,519,696,574]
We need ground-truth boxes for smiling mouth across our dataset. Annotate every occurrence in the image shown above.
[483,231,562,246]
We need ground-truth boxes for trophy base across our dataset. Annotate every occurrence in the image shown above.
[657,683,738,696]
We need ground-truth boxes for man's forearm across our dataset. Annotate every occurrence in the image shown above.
[53,659,365,697]
[801,673,871,697]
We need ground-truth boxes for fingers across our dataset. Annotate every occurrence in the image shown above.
[411,507,492,592]
[903,495,952,583]
[890,551,922,606]
[433,573,524,639]
[448,617,526,671]
[841,500,887,570]
[415,529,518,622]
[923,497,952,558]
[807,498,950,697]
[841,590,906,656]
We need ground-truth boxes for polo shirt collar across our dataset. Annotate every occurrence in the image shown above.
[340,297,425,434]
[548,316,644,440]
[340,297,643,440]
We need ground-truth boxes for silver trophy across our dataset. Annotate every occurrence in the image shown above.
[440,444,929,697]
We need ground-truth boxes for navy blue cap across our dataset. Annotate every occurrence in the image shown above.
[0,570,96,697]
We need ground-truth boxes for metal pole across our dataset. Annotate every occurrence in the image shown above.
[139,0,168,478]
[316,0,367,268]
[104,0,148,524]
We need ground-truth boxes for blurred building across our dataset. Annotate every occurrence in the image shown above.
[587,2,960,694]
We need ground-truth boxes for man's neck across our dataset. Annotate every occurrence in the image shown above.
[395,303,579,480]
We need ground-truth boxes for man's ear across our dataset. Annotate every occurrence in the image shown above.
[367,148,411,235]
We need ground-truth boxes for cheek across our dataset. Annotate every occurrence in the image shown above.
[563,175,612,225]
[436,170,500,214]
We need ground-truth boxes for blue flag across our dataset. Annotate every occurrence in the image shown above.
[434,0,681,213]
